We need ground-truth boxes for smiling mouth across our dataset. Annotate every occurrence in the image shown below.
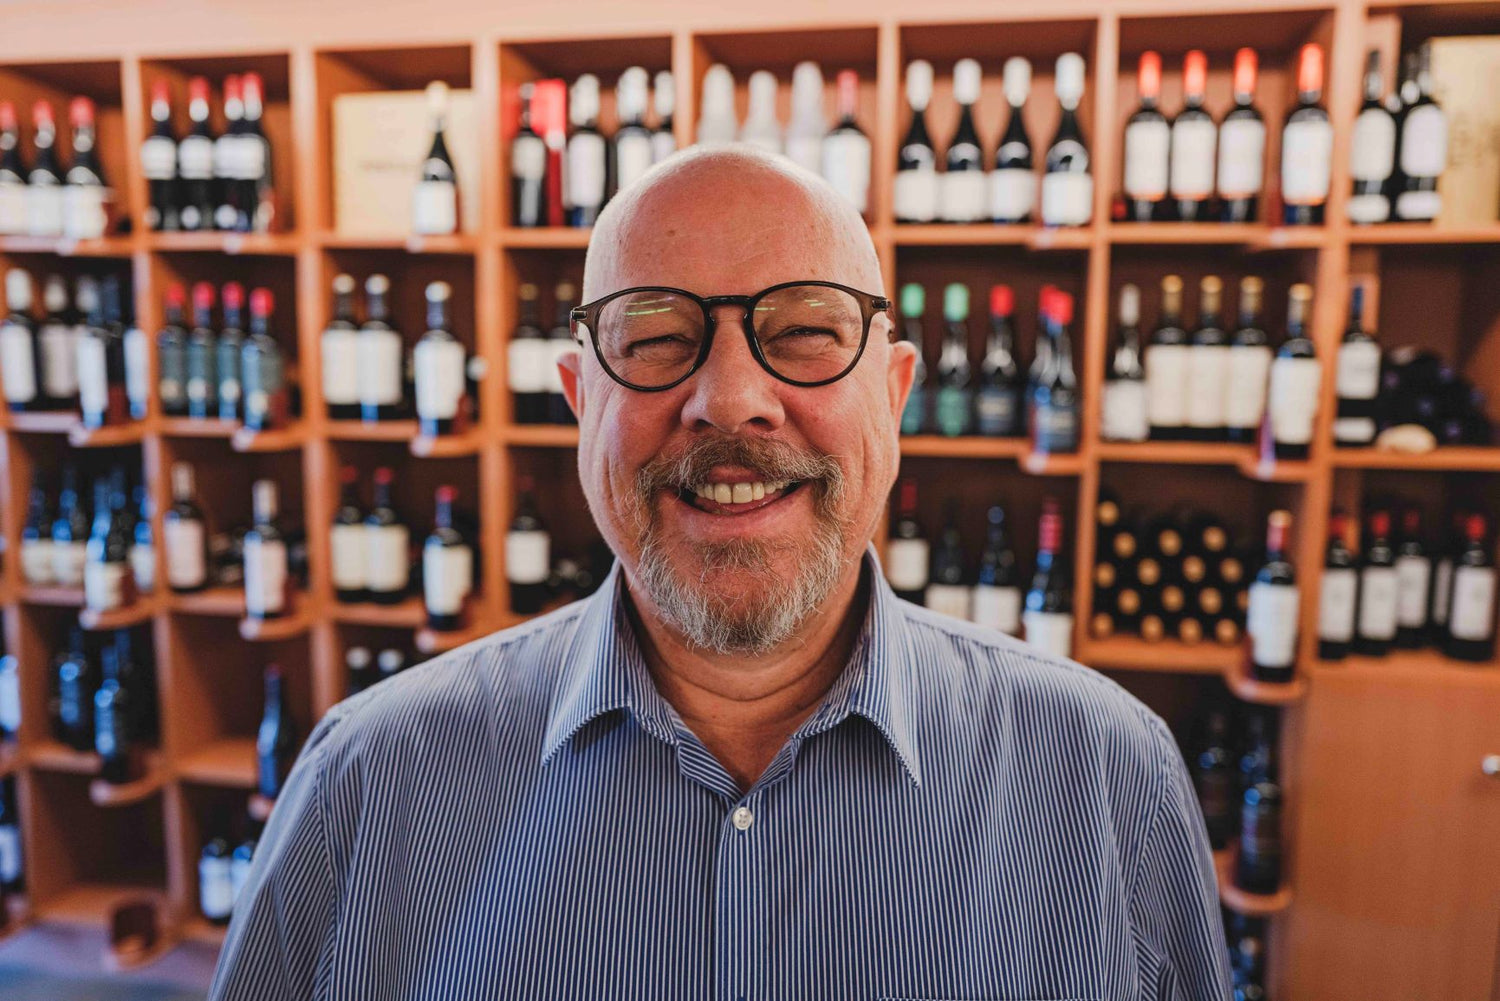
[673,479,805,514]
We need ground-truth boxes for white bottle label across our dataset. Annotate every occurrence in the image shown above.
[62,185,107,240]
[164,519,207,590]
[971,584,1021,634]
[1336,340,1381,401]
[1185,344,1230,429]
[21,538,55,584]
[0,181,26,234]
[1318,566,1357,643]
[39,322,77,398]
[939,170,987,223]
[0,322,37,403]
[1101,379,1149,442]
[1281,119,1333,205]
[1123,119,1170,199]
[884,538,930,593]
[424,543,473,616]
[787,135,822,175]
[414,338,466,421]
[131,543,155,594]
[330,523,366,592]
[199,856,234,920]
[321,327,359,406]
[26,183,63,236]
[894,167,939,222]
[506,529,550,585]
[357,329,404,407]
[507,339,552,394]
[924,582,970,620]
[411,179,457,235]
[1269,356,1322,446]
[1224,345,1272,430]
[1395,555,1431,629]
[511,136,546,181]
[53,540,86,588]
[615,134,655,195]
[1350,108,1396,182]
[179,135,213,179]
[141,136,176,180]
[652,130,678,165]
[1041,170,1092,227]
[365,524,409,592]
[1433,559,1454,626]
[243,538,287,615]
[1358,565,1399,641]
[234,136,267,181]
[1247,580,1299,668]
[1217,118,1266,198]
[1144,343,1189,428]
[0,824,20,883]
[124,327,151,413]
[988,167,1035,222]
[1022,610,1073,659]
[1400,105,1448,178]
[84,559,127,611]
[1347,192,1391,225]
[1450,566,1497,641]
[565,133,607,211]
[821,133,872,215]
[1169,118,1217,199]
[1396,189,1441,221]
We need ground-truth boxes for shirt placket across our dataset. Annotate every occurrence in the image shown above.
[716,788,760,1001]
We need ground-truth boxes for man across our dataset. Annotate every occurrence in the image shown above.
[212,146,1231,1000]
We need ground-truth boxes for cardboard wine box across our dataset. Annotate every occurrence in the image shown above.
[1429,36,1500,225]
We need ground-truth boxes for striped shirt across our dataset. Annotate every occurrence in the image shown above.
[210,545,1232,1001]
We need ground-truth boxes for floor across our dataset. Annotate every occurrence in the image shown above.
[0,924,217,1000]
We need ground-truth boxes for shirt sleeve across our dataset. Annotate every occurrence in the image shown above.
[1128,723,1235,1001]
[208,713,346,1001]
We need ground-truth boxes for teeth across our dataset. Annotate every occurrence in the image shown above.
[751,482,765,501]
[731,482,753,504]
[714,483,733,504]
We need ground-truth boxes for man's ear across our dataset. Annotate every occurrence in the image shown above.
[559,348,585,419]
[887,336,916,424]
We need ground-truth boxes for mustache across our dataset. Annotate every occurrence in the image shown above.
[636,434,846,507]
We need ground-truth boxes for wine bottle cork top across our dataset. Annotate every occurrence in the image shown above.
[900,283,925,318]
[953,59,981,105]
[905,60,934,111]
[332,273,356,295]
[1003,57,1031,106]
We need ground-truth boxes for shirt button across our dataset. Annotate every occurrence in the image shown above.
[731,806,754,831]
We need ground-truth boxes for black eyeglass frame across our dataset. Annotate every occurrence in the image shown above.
[570,280,894,392]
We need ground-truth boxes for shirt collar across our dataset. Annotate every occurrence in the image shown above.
[539,544,921,787]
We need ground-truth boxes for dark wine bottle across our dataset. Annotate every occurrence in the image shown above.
[37,273,77,410]
[256,665,297,800]
[1184,275,1228,441]
[243,479,288,620]
[0,102,28,236]
[1029,288,1079,454]
[63,97,108,240]
[508,283,549,425]
[1317,510,1357,660]
[976,285,1023,438]
[925,501,969,619]
[1023,499,1073,658]
[894,60,938,224]
[364,467,409,605]
[164,461,208,594]
[886,477,929,604]
[1041,53,1092,227]
[1235,774,1283,895]
[934,283,973,437]
[141,79,179,232]
[940,59,986,224]
[0,268,39,412]
[612,67,654,198]
[1444,514,1497,661]
[199,838,234,925]
[186,282,218,419]
[1146,274,1188,440]
[414,280,467,437]
[1394,507,1432,650]
[1247,510,1298,682]
[330,465,367,604]
[26,101,64,236]
[1168,50,1216,223]
[1218,48,1265,223]
[239,73,274,232]
[1224,277,1271,444]
[565,75,607,228]
[178,77,215,232]
[1101,283,1148,443]
[990,57,1035,224]
[83,472,134,613]
[511,82,547,228]
[972,505,1021,635]
[241,288,287,432]
[54,626,94,752]
[93,643,136,785]
[898,283,929,436]
[1280,44,1332,226]
[321,274,359,421]
[1355,509,1398,656]
[216,282,245,420]
[1267,283,1319,461]
[1121,50,1168,223]
[424,485,473,632]
[506,474,551,614]
[1348,49,1396,225]
[213,75,246,232]
[157,282,189,416]
[411,81,458,236]
[357,274,404,423]
[1334,283,1380,447]
[1393,43,1446,223]
[546,281,578,425]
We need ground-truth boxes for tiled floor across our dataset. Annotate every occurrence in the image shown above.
[0,924,217,1000]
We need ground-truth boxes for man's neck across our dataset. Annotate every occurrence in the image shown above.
[622,560,870,795]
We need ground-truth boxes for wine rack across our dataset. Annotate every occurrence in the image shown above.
[2,0,1500,995]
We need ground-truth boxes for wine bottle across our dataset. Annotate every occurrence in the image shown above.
[256,665,297,800]
[1191,708,1235,850]
[26,101,64,237]
[230,834,257,904]
[886,477,929,604]
[178,77,215,232]
[1394,506,1432,650]
[62,97,108,240]
[424,485,472,632]
[926,501,970,619]
[93,643,136,784]
[130,480,154,596]
[243,479,288,620]
[1334,282,1380,446]
[241,288,287,432]
[973,505,1021,635]
[1169,50,1216,223]
[1023,499,1073,658]
[651,70,677,165]
[1224,277,1271,444]
[37,274,77,411]
[239,73,274,232]
[1218,48,1265,223]
[740,70,782,154]
[1030,288,1079,454]
[1122,51,1168,223]
[511,82,547,228]
[1318,511,1358,660]
[785,62,826,176]
[21,478,54,584]
[614,67,655,195]
[1247,510,1298,682]
[330,465,366,604]
[1281,44,1332,226]
[1444,513,1496,661]
[940,59,986,223]
[546,281,578,425]
[164,461,208,594]
[216,282,245,420]
[1394,43,1446,222]
[321,274,359,420]
[894,60,938,224]
[898,283,929,435]
[156,282,190,416]
[1355,509,1399,656]
[54,626,94,751]
[83,472,133,613]
[1184,275,1229,441]
[51,465,90,588]
[697,65,739,145]
[0,268,39,411]
[1267,283,1320,461]
[934,283,973,437]
[142,79,179,232]
[81,276,131,427]
[1102,282,1148,442]
[1145,274,1188,440]
[363,467,409,605]
[822,70,872,217]
[1235,773,1283,895]
[976,285,1023,438]
[990,58,1035,225]
[1041,54,1092,227]
[1387,54,1418,215]
[414,280,467,437]
[565,75,607,228]
[509,282,550,424]
[0,102,27,236]
[412,81,458,236]
[186,282,218,419]
[1348,50,1396,225]
[506,474,551,614]
[213,75,245,231]
[199,838,234,925]
[357,274,403,423]
[345,645,374,696]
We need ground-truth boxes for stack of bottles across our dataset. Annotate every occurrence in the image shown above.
[502,475,612,615]
[1348,43,1449,225]
[20,463,155,612]
[1185,702,1287,900]
[507,279,578,426]
[37,625,159,785]
[0,95,111,239]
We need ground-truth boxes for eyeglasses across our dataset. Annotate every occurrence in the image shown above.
[570,281,893,391]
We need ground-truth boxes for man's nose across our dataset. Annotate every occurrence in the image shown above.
[678,306,786,435]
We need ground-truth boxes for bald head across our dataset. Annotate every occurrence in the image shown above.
[583,145,883,303]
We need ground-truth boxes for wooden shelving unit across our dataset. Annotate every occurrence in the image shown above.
[0,2,1498,996]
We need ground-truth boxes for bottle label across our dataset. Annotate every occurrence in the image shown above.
[165,519,208,589]
[939,170,987,223]
[1034,403,1078,452]
[511,136,546,181]
[0,322,37,403]
[1336,340,1381,401]
[1185,344,1230,429]
[615,134,655,195]
[1169,118,1216,199]
[62,185,107,240]
[507,338,552,394]
[124,328,152,414]
[885,538,930,593]
[1281,119,1333,205]
[21,538,55,585]
[974,386,1018,437]
[1400,105,1448,178]
[365,524,410,592]
[424,542,473,616]
[1347,192,1392,225]
[1022,610,1073,659]
[988,167,1035,223]
[506,529,551,585]
[1247,580,1299,668]
[786,136,821,176]
[233,136,267,181]
[1450,566,1497,641]
[1350,108,1397,182]
[1433,559,1454,626]
[199,857,234,919]
[415,338,466,421]
[1334,416,1377,444]
[934,386,972,436]
[142,135,177,180]
[411,180,457,236]
[321,327,359,406]
[357,328,404,407]
[1217,118,1266,198]
[0,181,26,235]
[894,167,939,223]
[40,322,78,398]
[26,184,63,236]
[1144,342,1189,428]
[52,540,87,588]
[1318,565,1357,642]
[243,538,288,615]
[924,582,970,620]
[565,133,607,211]
[1269,355,1321,446]
[901,384,926,435]
[1395,190,1441,221]
[1358,566,1399,640]
[84,559,127,611]
[131,542,156,594]
[212,135,237,179]
[1101,379,1149,442]
[1396,555,1431,629]
[971,583,1021,634]
[1041,170,1092,227]
[821,133,872,215]
[179,135,213,180]
[330,523,366,591]
[1123,119,1170,199]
